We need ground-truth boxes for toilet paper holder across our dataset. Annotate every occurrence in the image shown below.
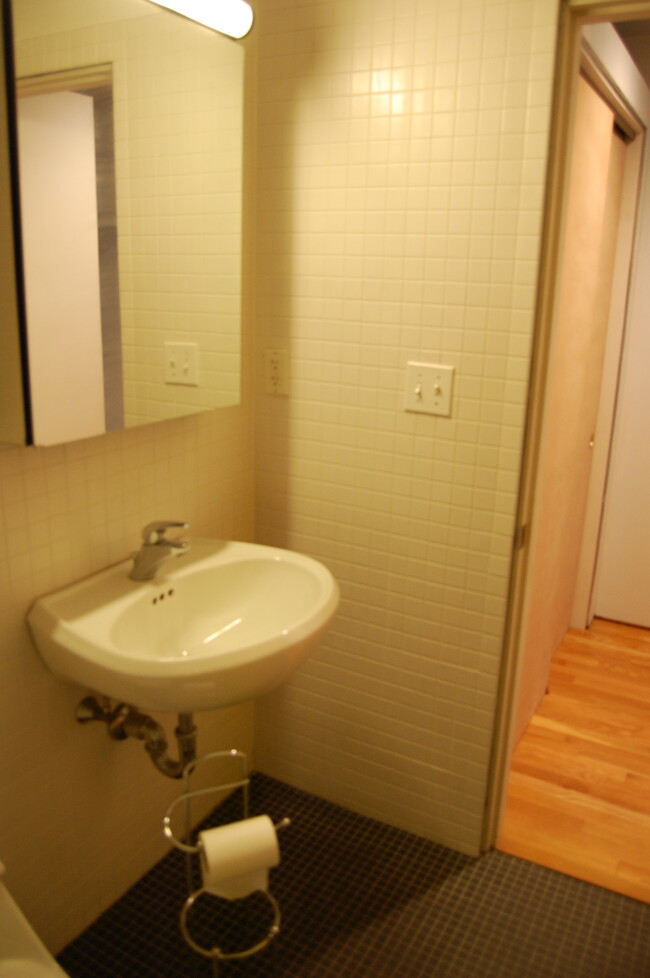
[162,749,291,963]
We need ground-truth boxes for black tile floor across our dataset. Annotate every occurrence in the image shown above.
[58,774,650,978]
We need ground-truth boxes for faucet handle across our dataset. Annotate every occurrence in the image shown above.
[141,521,189,545]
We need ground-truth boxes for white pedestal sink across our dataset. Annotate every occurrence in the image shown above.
[27,539,339,713]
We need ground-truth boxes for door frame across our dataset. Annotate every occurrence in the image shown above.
[483,0,650,851]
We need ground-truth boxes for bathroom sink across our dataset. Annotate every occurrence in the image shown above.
[27,539,339,713]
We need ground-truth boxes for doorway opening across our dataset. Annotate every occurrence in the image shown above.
[488,3,650,903]
[16,64,124,441]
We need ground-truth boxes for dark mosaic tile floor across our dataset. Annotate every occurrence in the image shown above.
[58,773,650,978]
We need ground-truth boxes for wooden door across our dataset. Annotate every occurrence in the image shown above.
[514,75,628,742]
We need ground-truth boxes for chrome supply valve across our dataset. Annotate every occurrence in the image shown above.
[129,520,190,581]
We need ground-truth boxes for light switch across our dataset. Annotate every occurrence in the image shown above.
[404,361,454,417]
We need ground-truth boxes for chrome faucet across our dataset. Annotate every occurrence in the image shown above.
[129,521,190,581]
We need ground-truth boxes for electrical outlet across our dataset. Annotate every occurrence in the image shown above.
[164,342,199,386]
[404,362,455,416]
[264,348,289,395]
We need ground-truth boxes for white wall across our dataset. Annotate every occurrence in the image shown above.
[253,0,559,855]
[18,91,105,445]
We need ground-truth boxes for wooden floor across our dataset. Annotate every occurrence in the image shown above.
[497,618,650,903]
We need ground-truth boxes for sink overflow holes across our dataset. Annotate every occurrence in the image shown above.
[152,589,175,605]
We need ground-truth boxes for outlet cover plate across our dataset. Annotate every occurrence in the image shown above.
[264,348,289,395]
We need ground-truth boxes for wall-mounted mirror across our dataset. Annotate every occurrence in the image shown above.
[8,0,243,446]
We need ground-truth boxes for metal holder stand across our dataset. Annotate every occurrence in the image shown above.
[163,749,290,965]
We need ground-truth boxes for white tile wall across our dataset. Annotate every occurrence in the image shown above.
[0,409,255,952]
[253,0,558,854]
[0,6,258,954]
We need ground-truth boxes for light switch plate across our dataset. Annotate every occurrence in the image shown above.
[404,361,454,416]
[164,342,199,386]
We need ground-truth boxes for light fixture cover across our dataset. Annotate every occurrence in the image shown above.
[147,0,254,38]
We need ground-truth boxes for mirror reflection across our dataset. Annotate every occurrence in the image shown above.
[12,0,243,445]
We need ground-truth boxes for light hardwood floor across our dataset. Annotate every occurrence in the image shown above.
[497,618,650,903]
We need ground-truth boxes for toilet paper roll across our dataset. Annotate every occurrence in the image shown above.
[199,815,280,901]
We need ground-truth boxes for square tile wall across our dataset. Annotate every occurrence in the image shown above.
[253,0,559,854]
[0,406,255,953]
[0,11,259,945]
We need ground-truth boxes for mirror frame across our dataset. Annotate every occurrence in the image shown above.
[0,0,31,446]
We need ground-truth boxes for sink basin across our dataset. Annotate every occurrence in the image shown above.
[27,539,339,713]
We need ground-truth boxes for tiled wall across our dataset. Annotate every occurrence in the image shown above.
[0,409,255,953]
[0,6,258,950]
[14,0,242,426]
[0,0,561,956]
[253,0,558,854]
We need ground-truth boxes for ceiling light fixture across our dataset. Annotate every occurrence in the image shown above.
[147,0,254,39]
